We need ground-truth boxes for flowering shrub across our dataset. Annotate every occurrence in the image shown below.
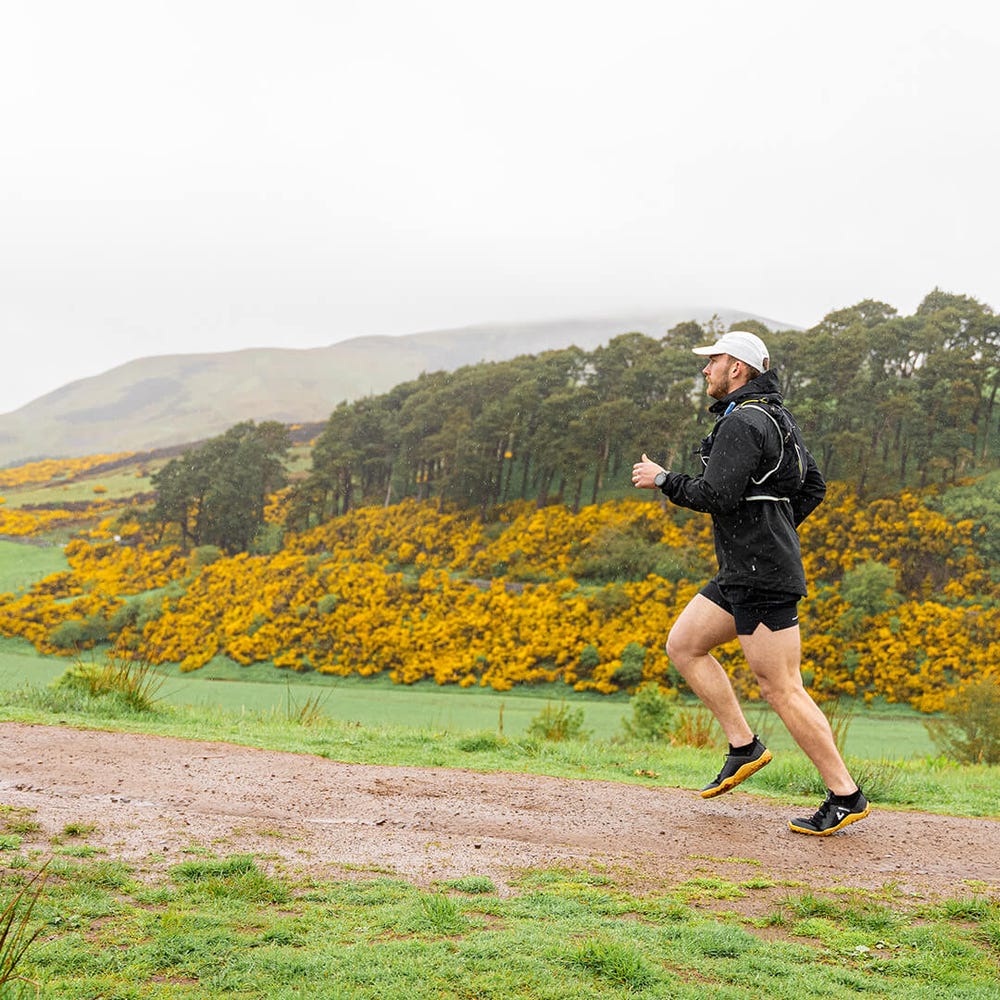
[801,485,984,596]
[0,506,119,537]
[0,484,996,709]
[0,454,135,490]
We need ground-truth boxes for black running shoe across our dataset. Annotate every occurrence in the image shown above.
[699,737,772,799]
[788,790,871,836]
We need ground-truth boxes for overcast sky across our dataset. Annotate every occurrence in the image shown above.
[2,1,998,413]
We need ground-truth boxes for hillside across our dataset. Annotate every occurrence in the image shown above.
[0,307,789,466]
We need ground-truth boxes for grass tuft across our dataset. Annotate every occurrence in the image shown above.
[61,822,97,839]
[0,863,48,996]
[570,939,658,990]
[440,876,496,895]
[282,685,329,726]
[526,701,588,742]
[170,854,291,905]
[49,646,166,715]
[417,893,467,935]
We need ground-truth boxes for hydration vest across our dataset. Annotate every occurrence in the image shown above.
[698,397,808,501]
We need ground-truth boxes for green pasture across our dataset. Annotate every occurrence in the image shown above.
[1,441,313,510]
[1,466,157,508]
[0,538,67,591]
[0,641,937,758]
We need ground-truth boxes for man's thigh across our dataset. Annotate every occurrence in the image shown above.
[738,621,802,680]
[669,593,739,657]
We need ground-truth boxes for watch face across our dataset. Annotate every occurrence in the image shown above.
[654,471,667,487]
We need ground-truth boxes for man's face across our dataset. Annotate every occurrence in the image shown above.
[702,354,737,399]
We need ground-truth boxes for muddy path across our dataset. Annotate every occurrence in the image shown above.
[2,723,997,908]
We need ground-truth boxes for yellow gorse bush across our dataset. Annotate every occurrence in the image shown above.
[801,484,983,596]
[0,454,135,490]
[0,487,997,709]
[464,499,699,580]
[63,536,186,594]
[0,506,118,537]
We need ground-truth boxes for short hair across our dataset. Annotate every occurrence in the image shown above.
[727,355,762,380]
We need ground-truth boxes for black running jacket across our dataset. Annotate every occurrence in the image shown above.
[658,370,826,600]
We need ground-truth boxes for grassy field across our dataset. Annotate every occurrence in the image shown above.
[2,846,997,1000]
[0,468,155,508]
[0,639,939,756]
[0,442,313,509]
[0,539,67,593]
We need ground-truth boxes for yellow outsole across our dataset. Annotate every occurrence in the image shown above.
[699,750,773,799]
[788,804,872,836]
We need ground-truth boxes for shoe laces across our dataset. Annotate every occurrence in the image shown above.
[712,745,749,783]
[712,748,738,781]
[810,793,836,825]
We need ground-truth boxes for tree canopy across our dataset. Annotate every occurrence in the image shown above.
[290,291,1000,526]
[148,420,290,553]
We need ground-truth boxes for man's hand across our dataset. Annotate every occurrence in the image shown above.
[631,453,667,489]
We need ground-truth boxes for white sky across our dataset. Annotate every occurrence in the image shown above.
[2,1,998,412]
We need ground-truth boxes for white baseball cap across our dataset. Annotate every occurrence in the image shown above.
[692,330,769,371]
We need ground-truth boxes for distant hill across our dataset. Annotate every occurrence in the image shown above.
[0,308,793,467]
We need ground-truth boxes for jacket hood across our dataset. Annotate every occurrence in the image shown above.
[710,369,783,414]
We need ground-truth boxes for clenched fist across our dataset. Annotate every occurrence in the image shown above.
[631,453,667,489]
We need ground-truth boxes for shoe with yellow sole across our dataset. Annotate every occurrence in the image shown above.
[699,736,772,798]
[789,790,871,836]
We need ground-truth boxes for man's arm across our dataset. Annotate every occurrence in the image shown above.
[791,449,826,525]
[633,415,766,514]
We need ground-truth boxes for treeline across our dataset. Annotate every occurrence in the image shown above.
[286,290,1000,527]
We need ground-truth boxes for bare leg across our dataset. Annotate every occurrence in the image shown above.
[665,594,754,747]
[738,623,857,795]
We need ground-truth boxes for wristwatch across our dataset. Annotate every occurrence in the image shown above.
[653,470,668,490]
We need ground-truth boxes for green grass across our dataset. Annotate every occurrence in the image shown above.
[1,665,997,819]
[0,539,68,594]
[0,640,942,756]
[5,855,998,999]
[0,465,160,509]
[0,444,312,511]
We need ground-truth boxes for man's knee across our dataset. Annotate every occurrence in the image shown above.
[667,594,737,666]
[754,671,803,710]
[755,677,783,707]
[665,623,704,665]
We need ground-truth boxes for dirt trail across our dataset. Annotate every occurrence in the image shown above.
[2,723,997,905]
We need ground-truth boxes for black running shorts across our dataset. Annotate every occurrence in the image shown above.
[700,579,800,635]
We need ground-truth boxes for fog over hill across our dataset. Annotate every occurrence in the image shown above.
[0,308,793,467]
